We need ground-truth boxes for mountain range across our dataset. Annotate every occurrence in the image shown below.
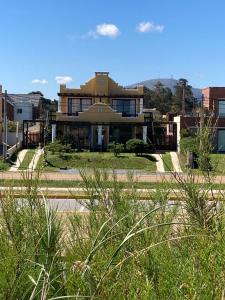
[127,78,202,100]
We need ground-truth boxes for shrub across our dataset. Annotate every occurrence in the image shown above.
[180,136,197,155]
[108,142,124,157]
[126,138,147,155]
[46,140,71,154]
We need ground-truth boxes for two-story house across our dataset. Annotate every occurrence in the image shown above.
[52,72,148,150]
[174,87,225,152]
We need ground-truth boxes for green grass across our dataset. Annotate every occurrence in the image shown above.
[210,154,225,174]
[178,153,225,175]
[0,169,225,298]
[1,178,225,190]
[162,152,173,171]
[0,159,11,171]
[37,152,157,172]
[19,149,36,170]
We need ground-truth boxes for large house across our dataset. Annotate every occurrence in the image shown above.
[52,72,148,150]
[174,87,225,152]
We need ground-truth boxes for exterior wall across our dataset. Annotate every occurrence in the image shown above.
[202,87,225,114]
[58,72,143,113]
[0,85,2,143]
[174,115,225,152]
[2,99,14,121]
[13,101,33,122]
[56,103,145,124]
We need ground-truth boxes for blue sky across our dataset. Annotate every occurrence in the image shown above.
[0,0,225,99]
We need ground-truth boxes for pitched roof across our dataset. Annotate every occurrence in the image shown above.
[7,93,42,107]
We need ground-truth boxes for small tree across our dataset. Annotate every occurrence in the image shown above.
[126,139,147,156]
[108,142,124,157]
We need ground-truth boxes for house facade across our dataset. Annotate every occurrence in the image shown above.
[174,87,225,152]
[53,72,148,150]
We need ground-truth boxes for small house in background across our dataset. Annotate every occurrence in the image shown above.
[7,92,43,121]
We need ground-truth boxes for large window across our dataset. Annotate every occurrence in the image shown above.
[218,100,225,116]
[218,130,225,152]
[68,98,92,115]
[111,99,136,116]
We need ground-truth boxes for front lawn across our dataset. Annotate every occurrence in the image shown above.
[37,152,157,172]
[162,152,173,171]
[19,149,36,170]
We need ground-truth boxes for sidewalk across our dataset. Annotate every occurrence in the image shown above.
[9,149,28,172]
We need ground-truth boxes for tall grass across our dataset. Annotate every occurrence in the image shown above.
[0,167,224,299]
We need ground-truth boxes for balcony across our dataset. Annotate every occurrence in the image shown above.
[110,103,138,117]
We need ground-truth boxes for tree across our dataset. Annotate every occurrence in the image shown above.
[144,82,173,114]
[172,78,197,114]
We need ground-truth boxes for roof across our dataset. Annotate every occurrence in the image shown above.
[7,93,42,107]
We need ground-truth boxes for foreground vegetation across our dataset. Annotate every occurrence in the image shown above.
[0,169,224,299]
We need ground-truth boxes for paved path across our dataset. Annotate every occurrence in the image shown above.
[152,154,165,172]
[9,149,28,172]
[28,148,43,171]
[1,170,225,184]
[170,152,182,173]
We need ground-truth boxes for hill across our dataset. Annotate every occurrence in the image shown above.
[127,78,202,100]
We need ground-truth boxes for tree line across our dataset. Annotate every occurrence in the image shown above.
[144,78,199,115]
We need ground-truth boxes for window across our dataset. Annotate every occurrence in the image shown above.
[218,100,225,116]
[111,99,136,116]
[68,98,92,115]
[218,130,225,152]
[17,108,22,114]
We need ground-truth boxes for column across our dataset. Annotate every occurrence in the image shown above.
[58,96,62,113]
[140,98,143,114]
[142,126,147,143]
[132,126,137,139]
[106,126,110,147]
[52,124,56,143]
[97,125,103,146]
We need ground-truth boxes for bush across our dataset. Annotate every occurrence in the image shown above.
[180,136,197,155]
[126,139,147,155]
[108,142,124,157]
[46,140,71,154]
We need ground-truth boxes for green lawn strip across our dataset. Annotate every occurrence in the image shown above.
[178,153,225,175]
[19,149,36,170]
[162,152,173,171]
[42,152,156,172]
[1,179,225,191]
[209,154,225,175]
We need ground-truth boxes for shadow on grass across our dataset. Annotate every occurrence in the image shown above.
[137,154,157,162]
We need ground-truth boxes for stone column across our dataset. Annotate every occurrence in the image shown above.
[52,124,56,143]
[142,126,147,143]
[97,125,103,146]
[140,98,143,114]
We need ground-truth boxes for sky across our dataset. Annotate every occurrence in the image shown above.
[0,0,225,99]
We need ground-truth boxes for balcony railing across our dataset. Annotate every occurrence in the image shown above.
[110,104,138,117]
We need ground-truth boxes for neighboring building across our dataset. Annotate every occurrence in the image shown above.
[8,92,43,121]
[0,85,3,143]
[52,72,147,150]
[174,87,225,152]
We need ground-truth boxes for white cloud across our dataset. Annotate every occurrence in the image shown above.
[137,21,164,33]
[55,76,73,84]
[32,79,48,84]
[87,23,120,39]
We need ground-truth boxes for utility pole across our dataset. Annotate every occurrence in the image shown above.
[3,90,7,160]
[182,84,185,116]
